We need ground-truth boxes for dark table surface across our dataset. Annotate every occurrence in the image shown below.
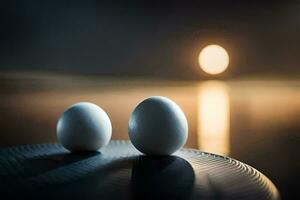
[0,140,279,200]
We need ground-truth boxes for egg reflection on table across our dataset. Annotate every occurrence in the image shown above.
[131,156,195,200]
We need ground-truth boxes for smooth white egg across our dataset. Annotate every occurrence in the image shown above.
[57,102,112,152]
[128,96,188,155]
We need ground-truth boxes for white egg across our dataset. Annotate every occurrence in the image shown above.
[56,102,112,152]
[128,96,188,155]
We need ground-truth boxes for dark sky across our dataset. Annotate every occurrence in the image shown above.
[0,0,299,78]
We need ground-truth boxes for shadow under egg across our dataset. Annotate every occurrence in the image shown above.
[131,155,195,200]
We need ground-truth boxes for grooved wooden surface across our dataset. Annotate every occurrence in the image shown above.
[0,140,280,200]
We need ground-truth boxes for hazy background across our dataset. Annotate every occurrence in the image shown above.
[0,0,299,78]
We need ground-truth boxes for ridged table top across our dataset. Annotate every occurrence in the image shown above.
[0,140,280,200]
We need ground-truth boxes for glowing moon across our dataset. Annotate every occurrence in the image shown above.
[199,45,229,75]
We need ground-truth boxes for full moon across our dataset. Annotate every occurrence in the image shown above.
[199,45,229,75]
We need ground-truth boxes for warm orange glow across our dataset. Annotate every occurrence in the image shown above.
[199,45,229,75]
[198,81,230,155]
